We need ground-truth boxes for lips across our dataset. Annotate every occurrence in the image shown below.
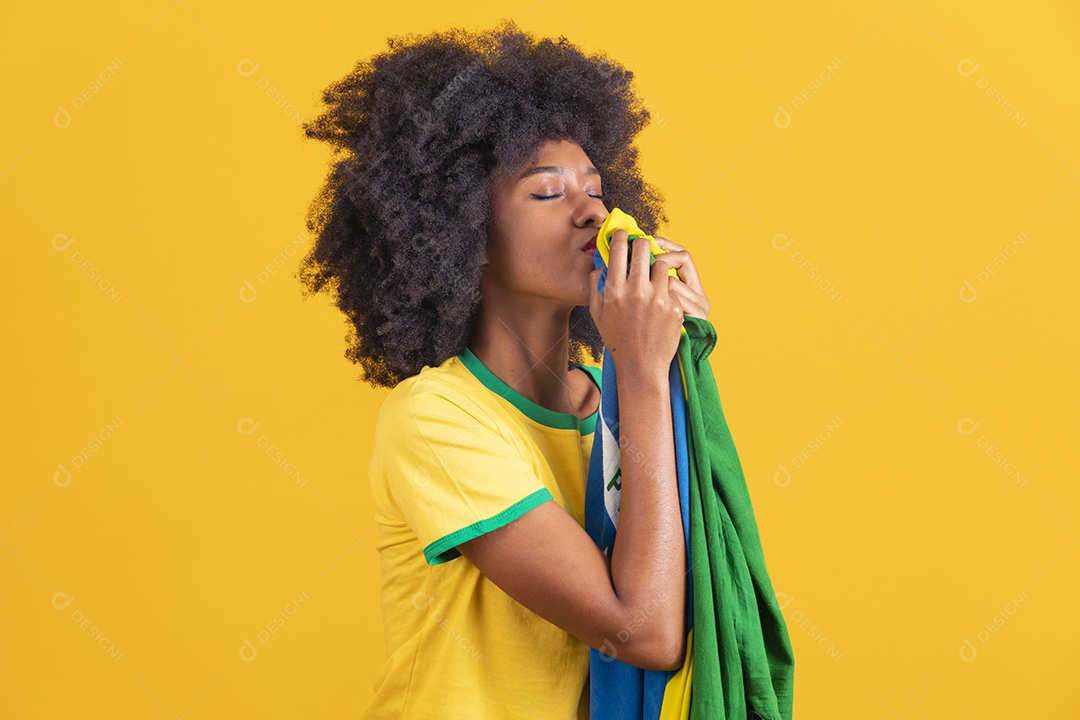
[581,234,598,252]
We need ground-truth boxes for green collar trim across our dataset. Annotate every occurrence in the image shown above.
[458,347,599,435]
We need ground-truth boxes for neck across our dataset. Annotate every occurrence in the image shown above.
[467,296,581,416]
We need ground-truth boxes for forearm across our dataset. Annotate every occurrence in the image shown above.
[608,363,686,660]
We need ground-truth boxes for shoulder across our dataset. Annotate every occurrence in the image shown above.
[368,356,497,506]
[372,354,502,447]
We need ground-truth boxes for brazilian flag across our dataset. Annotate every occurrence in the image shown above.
[583,208,795,719]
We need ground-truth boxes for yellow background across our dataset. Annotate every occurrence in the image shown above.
[3,1,1078,718]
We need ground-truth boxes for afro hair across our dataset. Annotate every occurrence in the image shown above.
[296,18,667,389]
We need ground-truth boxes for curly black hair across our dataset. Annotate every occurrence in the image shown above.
[296,18,668,389]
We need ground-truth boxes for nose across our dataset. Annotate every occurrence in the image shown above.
[574,193,608,229]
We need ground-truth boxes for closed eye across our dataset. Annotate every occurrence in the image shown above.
[532,193,604,200]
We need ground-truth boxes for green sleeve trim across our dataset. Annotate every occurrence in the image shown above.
[423,487,554,565]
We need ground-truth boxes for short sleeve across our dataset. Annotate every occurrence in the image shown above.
[369,389,553,565]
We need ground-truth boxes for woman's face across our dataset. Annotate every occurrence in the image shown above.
[483,138,609,310]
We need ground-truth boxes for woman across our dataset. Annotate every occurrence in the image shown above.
[298,19,711,719]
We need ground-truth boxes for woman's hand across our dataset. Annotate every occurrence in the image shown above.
[653,236,711,321]
[589,228,687,378]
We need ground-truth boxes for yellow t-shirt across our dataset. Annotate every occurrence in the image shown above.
[362,346,602,720]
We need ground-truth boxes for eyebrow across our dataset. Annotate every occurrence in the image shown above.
[516,165,601,182]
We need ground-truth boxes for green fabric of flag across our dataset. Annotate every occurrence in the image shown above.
[678,315,796,720]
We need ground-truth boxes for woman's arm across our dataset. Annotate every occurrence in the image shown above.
[610,363,686,665]
[456,363,686,671]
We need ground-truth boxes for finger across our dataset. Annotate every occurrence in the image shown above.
[607,228,628,290]
[653,243,708,302]
[668,273,711,314]
[669,276,710,320]
[650,255,676,295]
[654,236,683,250]
[628,235,652,285]
[652,247,689,287]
